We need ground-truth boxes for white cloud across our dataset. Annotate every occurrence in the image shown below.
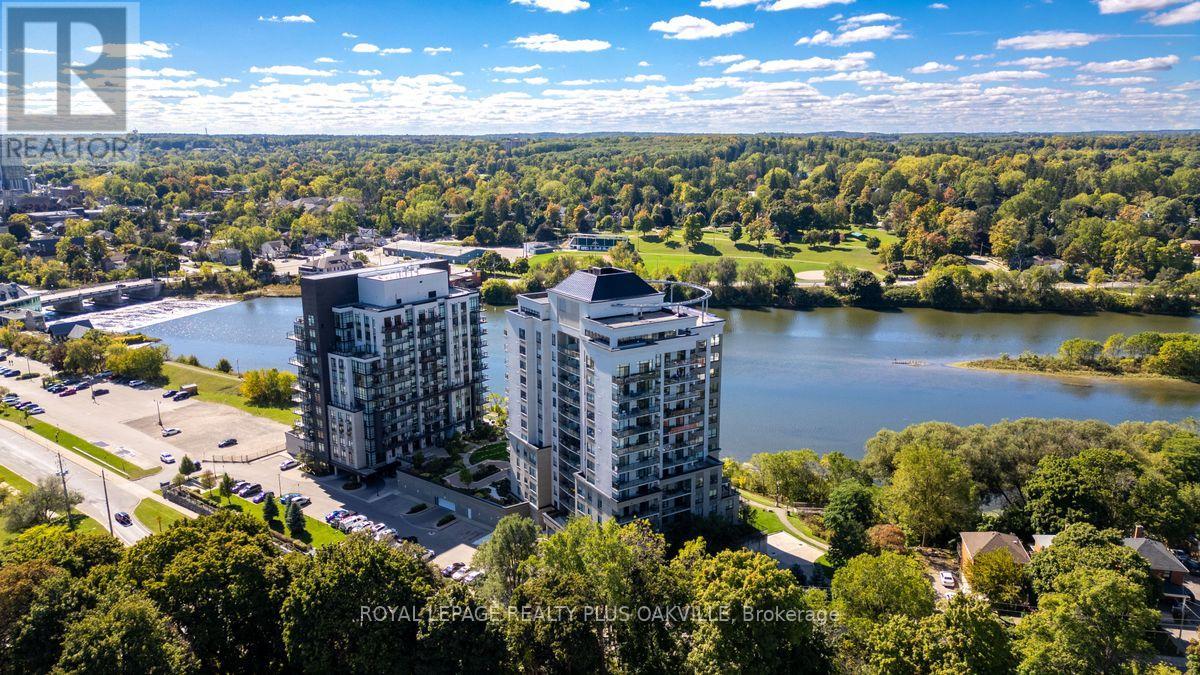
[21,48,56,55]
[997,56,1079,68]
[341,32,358,38]
[761,0,854,9]
[955,53,993,61]
[910,61,958,73]
[958,69,1049,82]
[85,41,172,60]
[1071,75,1156,85]
[249,65,336,77]
[928,2,949,8]
[996,31,1106,50]
[258,14,315,23]
[380,48,412,55]
[797,24,909,45]
[315,57,340,64]
[351,69,382,76]
[638,61,651,67]
[699,54,746,66]
[840,13,900,27]
[1171,80,1200,91]
[558,78,614,85]
[127,67,197,77]
[423,47,452,55]
[352,43,379,53]
[511,0,590,13]
[1096,0,1186,13]
[625,74,667,82]
[698,0,758,6]
[493,76,550,85]
[1079,55,1179,72]
[257,76,279,84]
[221,77,240,83]
[809,70,906,85]
[511,33,611,52]
[726,51,875,73]
[650,15,754,40]
[493,65,542,73]
[1148,1,1200,24]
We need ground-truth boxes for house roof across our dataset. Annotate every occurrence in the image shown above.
[552,267,658,303]
[1124,538,1188,574]
[960,531,1031,565]
[48,319,92,339]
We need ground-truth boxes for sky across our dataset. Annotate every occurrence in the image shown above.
[7,0,1200,134]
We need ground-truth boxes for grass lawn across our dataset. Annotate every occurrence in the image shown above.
[134,498,187,533]
[224,494,345,549]
[163,362,294,425]
[541,227,896,275]
[748,506,786,535]
[738,489,780,508]
[0,462,106,542]
[468,441,508,465]
[787,513,827,544]
[0,407,158,480]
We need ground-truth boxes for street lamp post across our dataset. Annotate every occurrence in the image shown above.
[101,470,113,536]
[156,400,162,427]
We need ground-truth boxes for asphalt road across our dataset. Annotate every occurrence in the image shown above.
[0,426,158,544]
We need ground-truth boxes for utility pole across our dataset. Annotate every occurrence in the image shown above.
[56,453,72,530]
[156,399,162,426]
[101,470,113,536]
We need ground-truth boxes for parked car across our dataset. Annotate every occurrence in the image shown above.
[337,515,367,530]
[239,483,262,497]
[92,388,109,396]
[401,535,419,544]
[251,490,273,504]
[420,548,435,562]
[128,379,145,387]
[441,562,465,578]
[290,496,310,507]
[58,388,76,397]
[279,459,299,471]
[96,370,112,379]
[451,567,471,582]
[75,382,89,390]
[160,452,175,463]
[369,522,388,533]
[114,512,132,526]
[463,570,483,584]
[3,370,19,377]
[349,521,374,533]
[47,384,64,393]
[161,427,181,437]
[325,509,351,523]
[279,492,301,504]
[162,390,176,398]
[375,527,398,541]
[939,571,956,588]
[28,407,44,415]
[231,480,249,493]
[172,392,191,402]
[217,438,238,448]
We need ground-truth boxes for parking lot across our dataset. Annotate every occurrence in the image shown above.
[221,453,491,558]
[0,358,288,470]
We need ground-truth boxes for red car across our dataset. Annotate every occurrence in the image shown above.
[58,387,76,397]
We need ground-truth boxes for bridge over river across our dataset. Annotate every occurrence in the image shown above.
[37,278,165,313]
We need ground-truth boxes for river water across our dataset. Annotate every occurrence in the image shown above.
[138,297,1200,460]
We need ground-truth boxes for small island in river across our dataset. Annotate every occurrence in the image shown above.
[956,330,1200,386]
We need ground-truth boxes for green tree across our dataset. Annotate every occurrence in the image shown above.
[824,479,876,565]
[119,511,288,672]
[105,344,166,381]
[215,358,233,373]
[261,493,279,524]
[832,551,936,624]
[479,278,516,306]
[54,592,198,675]
[285,501,306,539]
[686,549,829,675]
[239,368,296,407]
[964,549,1027,606]
[1025,523,1153,599]
[472,514,538,603]
[682,213,704,250]
[1058,338,1104,367]
[282,536,436,674]
[884,445,976,546]
[218,474,234,504]
[866,594,1015,675]
[417,583,506,674]
[2,476,83,533]
[1014,568,1156,674]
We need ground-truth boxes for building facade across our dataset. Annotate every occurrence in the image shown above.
[505,266,736,529]
[286,261,486,475]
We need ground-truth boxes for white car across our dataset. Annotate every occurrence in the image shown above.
[279,459,300,471]
[452,567,471,582]
[160,452,175,463]
[939,571,956,588]
[161,427,181,437]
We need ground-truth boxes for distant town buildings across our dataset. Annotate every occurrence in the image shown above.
[504,266,736,530]
[382,240,486,264]
[286,261,487,476]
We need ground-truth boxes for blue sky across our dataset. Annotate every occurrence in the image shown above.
[14,0,1200,133]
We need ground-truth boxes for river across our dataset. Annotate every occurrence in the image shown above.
[137,297,1200,460]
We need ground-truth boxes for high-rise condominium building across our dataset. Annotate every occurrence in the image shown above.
[286,261,486,475]
[505,266,737,528]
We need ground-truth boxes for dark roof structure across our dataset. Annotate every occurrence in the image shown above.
[552,267,658,302]
[1124,537,1189,574]
[48,319,92,340]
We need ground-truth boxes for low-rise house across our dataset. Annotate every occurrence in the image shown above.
[1124,535,1188,586]
[960,531,1030,567]
[298,253,359,275]
[48,319,93,341]
[1182,240,1200,255]
[218,248,241,266]
[260,240,289,260]
[101,252,128,272]
[1031,256,1068,273]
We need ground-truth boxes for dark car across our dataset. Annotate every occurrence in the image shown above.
[4,370,20,377]
[75,382,90,390]
[251,490,272,504]
[401,535,419,544]
[92,387,109,396]
[217,438,238,448]
[162,389,177,398]
[114,512,132,526]
[172,392,191,402]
